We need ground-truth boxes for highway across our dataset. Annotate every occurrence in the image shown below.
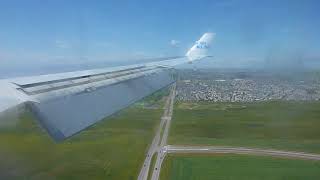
[137,84,176,180]
[166,145,320,161]
[150,84,175,180]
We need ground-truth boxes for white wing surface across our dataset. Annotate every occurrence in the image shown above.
[0,33,214,141]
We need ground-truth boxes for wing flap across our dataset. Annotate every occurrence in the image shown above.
[15,66,164,96]
[27,69,174,141]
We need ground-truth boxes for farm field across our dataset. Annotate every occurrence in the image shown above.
[169,101,320,153]
[160,154,320,180]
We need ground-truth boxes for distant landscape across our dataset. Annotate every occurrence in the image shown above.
[177,69,320,102]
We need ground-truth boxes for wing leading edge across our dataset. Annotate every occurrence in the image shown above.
[0,33,214,141]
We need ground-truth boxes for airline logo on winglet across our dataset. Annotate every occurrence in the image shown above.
[196,41,209,49]
[186,32,215,62]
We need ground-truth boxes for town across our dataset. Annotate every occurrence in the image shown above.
[176,69,320,102]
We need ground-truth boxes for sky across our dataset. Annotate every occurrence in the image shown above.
[0,0,320,77]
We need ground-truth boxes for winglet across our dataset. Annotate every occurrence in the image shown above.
[186,32,215,62]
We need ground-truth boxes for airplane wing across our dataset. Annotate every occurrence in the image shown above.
[0,32,214,141]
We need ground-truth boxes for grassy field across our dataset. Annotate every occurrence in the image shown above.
[0,96,166,179]
[169,101,320,153]
[160,154,320,180]
[137,87,170,108]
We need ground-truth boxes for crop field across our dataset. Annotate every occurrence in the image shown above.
[169,101,320,153]
[0,93,167,180]
[160,154,320,180]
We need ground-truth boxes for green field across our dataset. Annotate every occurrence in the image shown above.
[0,98,165,179]
[160,154,320,180]
[169,101,320,153]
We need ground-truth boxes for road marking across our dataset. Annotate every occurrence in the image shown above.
[165,145,320,161]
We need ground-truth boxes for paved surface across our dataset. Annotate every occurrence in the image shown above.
[166,145,320,161]
[137,84,176,180]
[150,84,176,180]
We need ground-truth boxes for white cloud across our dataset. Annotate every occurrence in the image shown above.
[170,40,180,47]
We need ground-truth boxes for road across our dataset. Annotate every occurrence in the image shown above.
[137,84,176,180]
[166,145,320,161]
[150,84,175,180]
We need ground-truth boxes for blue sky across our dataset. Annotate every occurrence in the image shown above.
[0,0,320,77]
